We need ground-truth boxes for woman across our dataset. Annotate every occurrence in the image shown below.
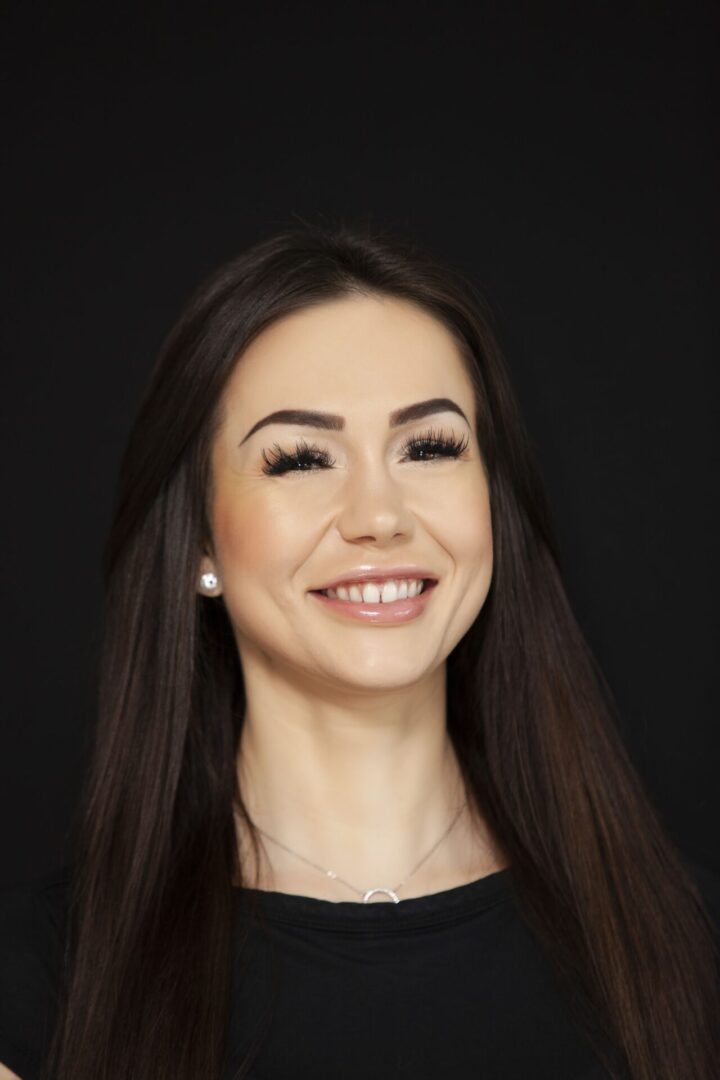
[0,222,718,1080]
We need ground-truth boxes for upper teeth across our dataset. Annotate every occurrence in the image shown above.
[323,578,427,603]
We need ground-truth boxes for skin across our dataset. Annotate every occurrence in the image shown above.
[0,299,506,1080]
[199,293,506,901]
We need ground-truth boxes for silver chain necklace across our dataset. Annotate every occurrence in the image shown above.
[252,803,466,904]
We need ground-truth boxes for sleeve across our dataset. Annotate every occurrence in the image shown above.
[0,871,68,1080]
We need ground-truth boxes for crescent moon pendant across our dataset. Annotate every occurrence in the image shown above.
[362,887,401,904]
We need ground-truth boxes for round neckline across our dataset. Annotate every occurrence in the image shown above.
[234,865,513,931]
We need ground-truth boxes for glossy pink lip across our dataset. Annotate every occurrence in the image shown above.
[310,566,438,592]
[309,580,438,624]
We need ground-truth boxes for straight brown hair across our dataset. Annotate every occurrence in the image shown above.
[46,219,719,1079]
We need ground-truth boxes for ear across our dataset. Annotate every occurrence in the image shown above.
[197,554,223,597]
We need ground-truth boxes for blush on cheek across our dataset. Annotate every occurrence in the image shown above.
[214,509,270,582]
[448,487,492,556]
[212,496,306,591]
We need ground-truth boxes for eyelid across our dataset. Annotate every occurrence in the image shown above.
[293,426,459,458]
[261,425,469,475]
[270,422,465,452]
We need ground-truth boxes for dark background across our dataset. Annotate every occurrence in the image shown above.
[1,1,717,888]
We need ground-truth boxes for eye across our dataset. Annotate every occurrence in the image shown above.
[260,426,470,477]
[261,439,335,476]
[399,426,470,463]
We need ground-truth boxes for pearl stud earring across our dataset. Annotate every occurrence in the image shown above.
[200,571,218,591]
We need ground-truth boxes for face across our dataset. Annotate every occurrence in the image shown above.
[202,294,493,696]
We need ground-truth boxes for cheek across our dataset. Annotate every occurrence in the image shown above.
[433,468,493,568]
[210,485,329,656]
[211,490,310,588]
[443,480,494,636]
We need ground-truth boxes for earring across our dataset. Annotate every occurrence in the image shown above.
[200,571,219,591]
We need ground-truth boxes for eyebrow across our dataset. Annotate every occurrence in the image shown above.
[238,397,470,446]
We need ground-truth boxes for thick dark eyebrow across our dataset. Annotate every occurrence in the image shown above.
[238,397,470,446]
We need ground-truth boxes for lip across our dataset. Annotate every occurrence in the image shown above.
[310,566,439,592]
[309,579,438,624]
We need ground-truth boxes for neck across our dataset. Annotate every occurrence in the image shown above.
[232,671,505,897]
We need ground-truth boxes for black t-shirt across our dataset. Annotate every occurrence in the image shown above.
[1,857,718,1080]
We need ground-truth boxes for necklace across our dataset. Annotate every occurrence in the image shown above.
[252,803,466,903]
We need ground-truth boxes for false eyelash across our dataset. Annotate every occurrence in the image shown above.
[260,427,470,476]
[403,427,470,459]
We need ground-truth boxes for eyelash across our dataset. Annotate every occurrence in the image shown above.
[260,426,470,476]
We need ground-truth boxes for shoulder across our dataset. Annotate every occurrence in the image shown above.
[0,865,70,1080]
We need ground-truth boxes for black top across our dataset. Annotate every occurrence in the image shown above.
[1,857,719,1080]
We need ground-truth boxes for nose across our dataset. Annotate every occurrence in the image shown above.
[334,462,415,544]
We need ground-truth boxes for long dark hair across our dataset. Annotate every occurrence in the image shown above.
[47,220,719,1080]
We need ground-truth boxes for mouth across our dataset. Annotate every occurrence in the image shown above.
[310,578,438,602]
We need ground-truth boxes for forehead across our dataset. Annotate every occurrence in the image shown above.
[220,294,475,418]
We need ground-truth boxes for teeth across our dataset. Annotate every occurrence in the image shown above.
[324,578,427,603]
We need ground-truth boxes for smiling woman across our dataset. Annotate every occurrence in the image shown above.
[0,222,718,1080]
[197,292,495,756]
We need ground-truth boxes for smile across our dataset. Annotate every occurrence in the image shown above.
[309,579,438,624]
[316,577,431,603]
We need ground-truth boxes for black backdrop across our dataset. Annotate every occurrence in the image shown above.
[1,1,717,888]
